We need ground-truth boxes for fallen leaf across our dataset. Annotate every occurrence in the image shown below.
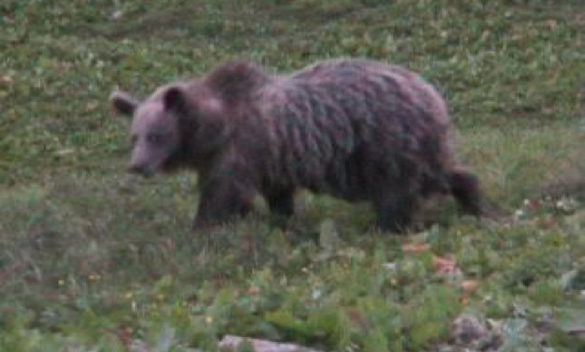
[433,255,459,275]
[546,19,557,30]
[462,280,480,293]
[346,307,368,330]
[402,242,430,254]
[0,75,13,86]
[55,149,75,157]
[85,101,99,112]
[248,285,261,296]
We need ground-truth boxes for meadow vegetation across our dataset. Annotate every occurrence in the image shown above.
[1,0,584,351]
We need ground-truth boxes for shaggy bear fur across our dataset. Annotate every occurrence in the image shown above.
[110,58,481,232]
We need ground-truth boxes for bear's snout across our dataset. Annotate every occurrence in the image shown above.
[128,163,154,177]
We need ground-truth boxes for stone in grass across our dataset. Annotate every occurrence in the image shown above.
[560,268,585,292]
[319,218,341,253]
[219,335,324,352]
[440,314,503,352]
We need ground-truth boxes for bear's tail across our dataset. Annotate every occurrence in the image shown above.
[449,169,482,217]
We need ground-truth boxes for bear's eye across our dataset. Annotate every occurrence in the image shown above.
[147,133,165,144]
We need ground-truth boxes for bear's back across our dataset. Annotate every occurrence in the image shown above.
[289,59,450,126]
[244,59,453,198]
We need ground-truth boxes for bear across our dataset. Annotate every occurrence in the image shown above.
[110,58,481,232]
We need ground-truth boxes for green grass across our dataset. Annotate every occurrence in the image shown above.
[1,0,584,351]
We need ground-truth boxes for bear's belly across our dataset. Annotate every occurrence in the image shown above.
[304,162,370,202]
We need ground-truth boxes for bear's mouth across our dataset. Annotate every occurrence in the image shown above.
[128,164,156,178]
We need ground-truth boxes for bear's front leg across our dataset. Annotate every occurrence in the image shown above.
[193,176,255,229]
[266,188,295,217]
[376,186,420,234]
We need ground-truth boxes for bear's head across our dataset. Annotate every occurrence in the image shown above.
[110,62,269,177]
[110,83,227,177]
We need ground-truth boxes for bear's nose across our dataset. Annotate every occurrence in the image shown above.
[128,164,152,177]
[128,164,143,174]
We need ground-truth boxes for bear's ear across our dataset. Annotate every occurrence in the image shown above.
[163,86,187,114]
[110,91,139,117]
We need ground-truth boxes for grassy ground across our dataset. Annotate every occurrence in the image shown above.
[1,0,584,351]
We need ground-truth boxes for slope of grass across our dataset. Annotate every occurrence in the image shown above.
[1,0,584,351]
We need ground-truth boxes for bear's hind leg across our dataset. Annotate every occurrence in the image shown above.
[449,169,482,217]
[376,187,419,233]
[266,188,295,217]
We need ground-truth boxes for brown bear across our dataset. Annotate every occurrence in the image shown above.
[110,58,481,232]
